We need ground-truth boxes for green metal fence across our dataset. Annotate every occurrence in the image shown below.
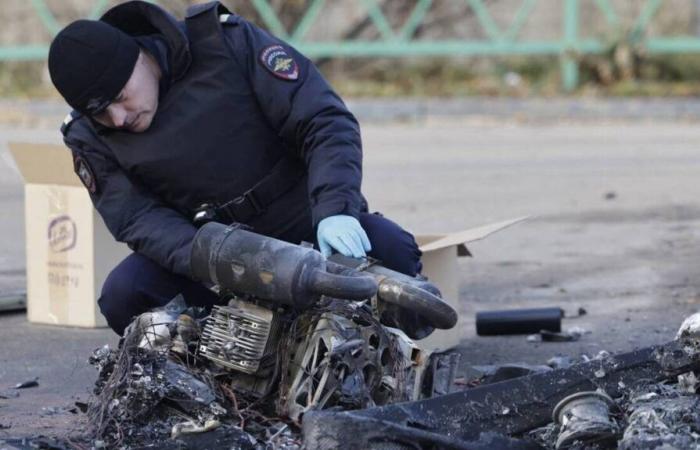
[9,0,700,91]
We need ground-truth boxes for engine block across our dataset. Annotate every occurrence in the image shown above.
[199,299,279,375]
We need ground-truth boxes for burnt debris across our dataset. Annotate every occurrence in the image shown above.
[76,302,700,449]
[84,302,700,449]
[75,226,700,448]
[86,294,458,449]
[302,333,700,449]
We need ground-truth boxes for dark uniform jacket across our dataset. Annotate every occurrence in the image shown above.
[62,1,365,279]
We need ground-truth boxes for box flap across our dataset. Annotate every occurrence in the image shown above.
[419,216,529,253]
[9,142,81,186]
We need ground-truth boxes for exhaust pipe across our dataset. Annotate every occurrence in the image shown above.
[190,222,378,308]
[326,256,458,331]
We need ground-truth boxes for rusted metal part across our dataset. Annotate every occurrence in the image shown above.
[302,337,700,446]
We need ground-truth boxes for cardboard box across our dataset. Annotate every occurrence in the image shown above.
[10,142,131,327]
[415,217,528,352]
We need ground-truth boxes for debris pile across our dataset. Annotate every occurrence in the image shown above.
[88,300,259,448]
[525,374,700,449]
[489,345,700,449]
[86,295,453,449]
[619,382,700,449]
[82,298,700,449]
[301,323,700,449]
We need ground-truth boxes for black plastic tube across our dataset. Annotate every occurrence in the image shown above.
[476,307,563,336]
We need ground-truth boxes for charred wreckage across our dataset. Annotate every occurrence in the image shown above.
[79,222,700,450]
[86,222,459,449]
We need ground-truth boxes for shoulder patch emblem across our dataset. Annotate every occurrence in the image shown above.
[74,156,98,194]
[260,45,299,81]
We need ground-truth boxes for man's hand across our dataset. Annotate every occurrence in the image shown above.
[317,215,372,258]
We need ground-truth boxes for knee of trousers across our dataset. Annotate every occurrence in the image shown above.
[98,255,148,335]
[98,253,221,335]
[360,213,423,277]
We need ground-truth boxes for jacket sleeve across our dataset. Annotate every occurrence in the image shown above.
[64,132,198,278]
[222,18,364,227]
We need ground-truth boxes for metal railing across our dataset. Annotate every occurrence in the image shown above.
[7,0,700,91]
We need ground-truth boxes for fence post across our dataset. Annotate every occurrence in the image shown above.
[561,0,579,92]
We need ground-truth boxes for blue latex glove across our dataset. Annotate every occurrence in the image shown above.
[317,215,372,258]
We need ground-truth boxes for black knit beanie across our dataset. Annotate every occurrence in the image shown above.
[48,19,139,116]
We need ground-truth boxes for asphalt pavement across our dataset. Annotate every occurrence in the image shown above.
[1,98,700,439]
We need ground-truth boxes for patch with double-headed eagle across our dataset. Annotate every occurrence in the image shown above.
[74,155,98,194]
[259,45,299,81]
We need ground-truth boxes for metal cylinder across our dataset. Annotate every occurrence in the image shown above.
[325,254,442,297]
[476,307,563,336]
[325,257,458,333]
[553,391,618,449]
[191,222,377,308]
[376,279,457,330]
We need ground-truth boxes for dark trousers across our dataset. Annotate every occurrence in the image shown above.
[99,212,422,335]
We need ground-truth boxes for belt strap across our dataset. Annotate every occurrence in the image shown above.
[213,157,305,224]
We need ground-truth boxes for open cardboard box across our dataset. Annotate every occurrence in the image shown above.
[415,216,528,351]
[10,142,526,350]
[10,142,131,327]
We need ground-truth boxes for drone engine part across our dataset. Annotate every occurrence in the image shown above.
[199,299,280,375]
[191,222,378,308]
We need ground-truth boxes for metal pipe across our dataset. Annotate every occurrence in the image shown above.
[326,258,457,331]
[377,279,457,330]
[308,269,379,300]
[190,222,377,308]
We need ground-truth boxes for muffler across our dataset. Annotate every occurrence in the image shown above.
[191,222,378,308]
[326,255,458,335]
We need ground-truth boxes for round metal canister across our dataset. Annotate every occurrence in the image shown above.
[552,391,618,449]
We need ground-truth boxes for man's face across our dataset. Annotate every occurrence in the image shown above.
[93,51,160,132]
